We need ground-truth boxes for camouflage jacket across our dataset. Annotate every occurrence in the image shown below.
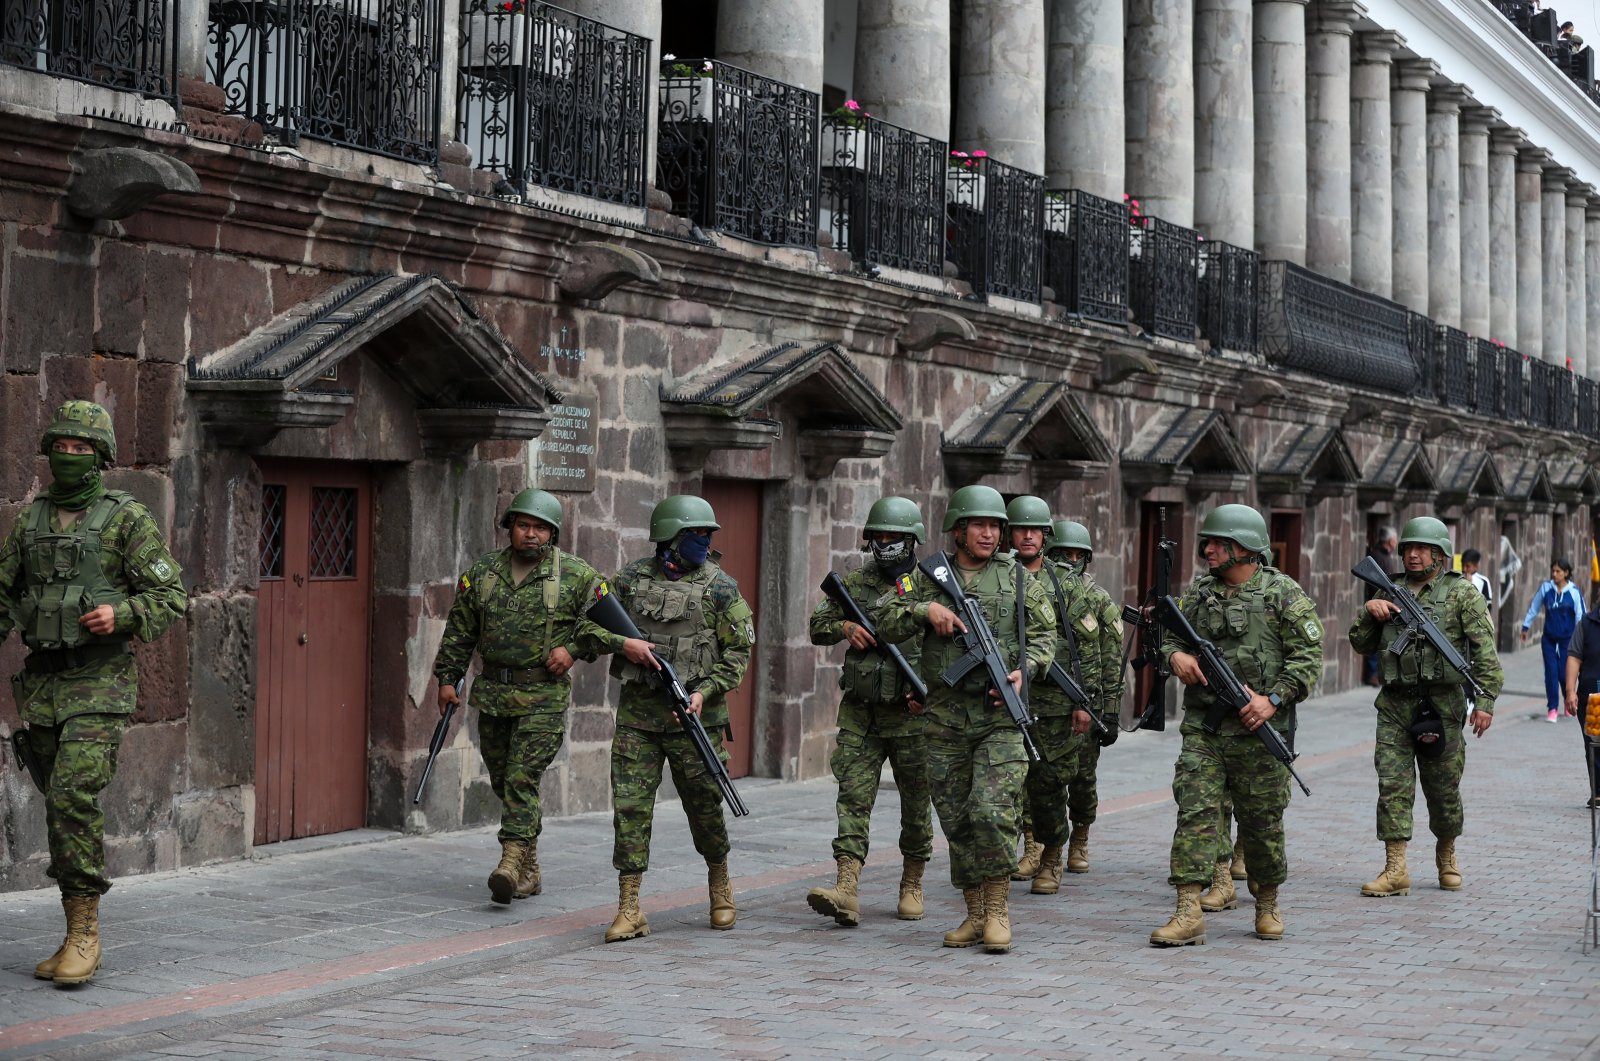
[1160,565,1324,737]
[1348,569,1504,713]
[808,560,924,737]
[433,546,614,718]
[1044,566,1127,718]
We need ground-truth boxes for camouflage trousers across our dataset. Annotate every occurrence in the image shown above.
[830,727,933,865]
[1023,716,1089,849]
[477,712,566,843]
[1374,688,1467,841]
[926,722,1027,889]
[610,723,730,874]
[1170,729,1291,888]
[1067,725,1104,828]
[26,714,128,897]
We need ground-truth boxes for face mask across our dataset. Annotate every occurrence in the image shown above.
[47,450,103,509]
[870,537,910,566]
[674,531,712,569]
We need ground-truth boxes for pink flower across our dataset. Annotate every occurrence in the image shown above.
[844,100,860,111]
[972,150,988,158]
[951,151,968,157]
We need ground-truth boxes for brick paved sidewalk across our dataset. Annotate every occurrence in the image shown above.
[4,649,1599,1059]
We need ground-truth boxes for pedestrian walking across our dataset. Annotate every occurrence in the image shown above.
[1563,605,1600,805]
[1460,548,1493,609]
[1363,527,1400,687]
[1521,558,1584,722]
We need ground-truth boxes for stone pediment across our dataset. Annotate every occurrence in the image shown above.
[940,379,1114,486]
[1550,460,1600,502]
[1258,424,1360,500]
[1120,406,1252,496]
[1359,439,1437,504]
[660,341,902,476]
[1436,450,1504,502]
[187,273,560,454]
[1496,457,1555,510]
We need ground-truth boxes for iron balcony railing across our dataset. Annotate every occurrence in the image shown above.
[1528,358,1576,431]
[1198,240,1258,353]
[819,114,944,276]
[2,0,179,98]
[1472,339,1499,417]
[1579,376,1599,437]
[1501,349,1527,421]
[1257,261,1415,392]
[208,0,443,162]
[1042,190,1128,327]
[945,156,1043,303]
[1406,312,1434,398]
[655,59,818,248]
[1130,216,1199,342]
[457,1,647,206]
[1435,324,1473,410]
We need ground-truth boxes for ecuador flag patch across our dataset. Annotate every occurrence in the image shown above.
[895,573,915,596]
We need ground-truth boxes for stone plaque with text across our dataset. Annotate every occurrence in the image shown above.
[532,392,597,492]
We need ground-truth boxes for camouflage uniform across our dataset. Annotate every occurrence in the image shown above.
[433,545,611,843]
[608,554,753,873]
[1065,573,1126,834]
[1023,561,1101,850]
[1162,566,1324,888]
[877,553,1057,888]
[1348,571,1503,841]
[808,562,932,866]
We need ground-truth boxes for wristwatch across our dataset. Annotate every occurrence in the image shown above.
[1267,692,1284,709]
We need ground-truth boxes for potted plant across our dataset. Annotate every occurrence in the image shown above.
[824,100,872,170]
[947,149,987,210]
[660,54,716,122]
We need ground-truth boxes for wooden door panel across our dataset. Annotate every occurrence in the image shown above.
[699,479,761,779]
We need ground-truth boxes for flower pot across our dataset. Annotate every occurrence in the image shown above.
[824,125,869,171]
[464,14,573,75]
[660,76,715,122]
[946,168,985,212]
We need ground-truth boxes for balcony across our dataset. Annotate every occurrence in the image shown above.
[2,0,178,98]
[456,1,648,206]
[1198,240,1258,353]
[1528,357,1575,430]
[818,112,944,276]
[1042,190,1129,328]
[1435,324,1473,409]
[945,155,1043,303]
[1258,260,1415,392]
[1579,376,1599,436]
[1130,216,1198,342]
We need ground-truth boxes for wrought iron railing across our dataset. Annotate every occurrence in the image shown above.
[1257,261,1415,392]
[655,59,818,247]
[1580,377,1599,437]
[209,0,443,162]
[1198,240,1258,353]
[456,1,647,206]
[1435,324,1473,409]
[1541,359,1575,431]
[1129,217,1198,342]
[819,114,944,275]
[3,0,179,98]
[945,156,1043,302]
[1042,190,1128,326]
[1472,340,1500,417]
[1406,312,1434,398]
[1501,349,1527,421]
[1530,358,1555,427]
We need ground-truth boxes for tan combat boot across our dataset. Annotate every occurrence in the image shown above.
[487,840,527,905]
[982,877,1012,953]
[1149,884,1206,947]
[1361,840,1411,897]
[514,839,542,899]
[1012,830,1044,880]
[1031,845,1064,895]
[943,886,986,948]
[1437,838,1462,891]
[53,895,102,985]
[806,855,862,927]
[1230,835,1247,880]
[604,873,649,942]
[34,897,73,981]
[708,860,737,929]
[1254,885,1284,940]
[1066,823,1090,874]
[1200,859,1238,912]
[896,857,926,920]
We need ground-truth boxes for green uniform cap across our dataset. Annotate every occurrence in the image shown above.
[649,494,720,542]
[941,484,1008,533]
[1005,495,1053,528]
[501,488,564,538]
[863,495,926,543]
[40,400,116,465]
[1048,519,1093,556]
[1398,515,1451,556]
[1198,504,1270,557]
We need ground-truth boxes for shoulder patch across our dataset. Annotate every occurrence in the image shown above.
[457,573,471,594]
[896,573,916,596]
[1079,613,1099,633]
[150,558,174,581]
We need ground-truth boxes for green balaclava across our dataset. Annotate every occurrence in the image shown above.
[41,400,114,510]
[47,450,104,510]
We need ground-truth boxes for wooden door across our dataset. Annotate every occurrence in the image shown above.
[254,461,373,844]
[699,478,762,779]
[1270,511,1303,583]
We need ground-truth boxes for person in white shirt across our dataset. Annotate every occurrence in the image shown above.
[1461,549,1493,609]
[1522,558,1586,722]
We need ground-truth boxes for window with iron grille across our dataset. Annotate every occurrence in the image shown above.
[259,483,286,579]
[309,487,358,579]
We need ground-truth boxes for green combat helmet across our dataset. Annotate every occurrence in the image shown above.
[1398,515,1452,557]
[40,399,116,465]
[941,484,1009,533]
[1048,520,1094,557]
[1005,495,1053,529]
[1197,504,1271,559]
[649,495,720,542]
[501,489,564,540]
[863,496,926,543]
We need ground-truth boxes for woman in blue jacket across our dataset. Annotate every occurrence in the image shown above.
[1523,558,1586,722]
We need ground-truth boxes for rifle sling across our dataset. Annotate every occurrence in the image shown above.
[1043,565,1083,685]
[1016,565,1028,699]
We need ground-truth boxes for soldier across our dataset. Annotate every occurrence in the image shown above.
[1046,520,1126,877]
[1349,516,1502,896]
[805,496,933,926]
[603,495,754,942]
[433,489,611,904]
[878,485,1056,953]
[1150,505,1323,946]
[0,401,188,985]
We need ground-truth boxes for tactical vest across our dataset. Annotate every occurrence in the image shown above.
[1188,571,1285,698]
[609,560,725,689]
[17,492,134,651]
[921,554,1023,699]
[839,568,913,706]
[1379,573,1463,687]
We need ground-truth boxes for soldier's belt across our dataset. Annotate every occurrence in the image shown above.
[482,664,554,685]
[23,642,130,675]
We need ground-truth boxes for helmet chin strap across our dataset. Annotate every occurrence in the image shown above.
[1205,540,1253,576]
[954,521,986,565]
[1406,548,1446,582]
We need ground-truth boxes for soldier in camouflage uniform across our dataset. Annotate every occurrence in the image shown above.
[433,489,611,905]
[0,401,187,985]
[1348,515,1502,897]
[805,496,933,927]
[602,495,753,943]
[1151,505,1323,946]
[878,485,1057,953]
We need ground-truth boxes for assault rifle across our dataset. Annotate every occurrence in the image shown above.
[588,583,750,817]
[1122,506,1177,731]
[1037,566,1108,736]
[1156,597,1312,797]
[8,729,46,794]
[820,571,929,703]
[1351,555,1487,701]
[919,552,1042,762]
[414,684,460,805]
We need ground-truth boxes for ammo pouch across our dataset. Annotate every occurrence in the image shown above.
[23,641,130,675]
[1409,699,1449,760]
[840,651,901,705]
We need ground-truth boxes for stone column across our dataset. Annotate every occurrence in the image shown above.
[1305,0,1363,281]
[1542,164,1570,364]
[1047,0,1125,198]
[1567,184,1589,375]
[854,0,951,141]
[954,0,1046,171]
[1516,148,1547,358]
[1426,85,1464,329]
[1487,124,1520,346]
[716,0,825,91]
[572,0,663,175]
[1126,0,1195,225]
[1350,30,1401,298]
[1458,106,1492,338]
[1390,59,1436,314]
[1253,0,1309,262]
[1193,0,1254,246]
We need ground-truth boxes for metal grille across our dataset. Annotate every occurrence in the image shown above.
[1435,325,1473,409]
[457,0,647,206]
[2,0,178,97]
[1530,359,1554,427]
[1198,240,1258,353]
[1130,217,1199,342]
[259,483,286,579]
[208,0,442,163]
[1580,377,1599,437]
[1501,350,1527,421]
[1256,260,1416,392]
[309,487,357,579]
[819,114,944,275]
[945,157,1042,303]
[1472,340,1499,416]
[1042,190,1128,326]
